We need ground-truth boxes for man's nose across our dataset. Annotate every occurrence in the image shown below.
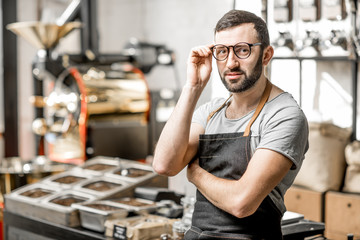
[226,48,240,69]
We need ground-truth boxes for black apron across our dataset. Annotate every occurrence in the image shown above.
[185,81,283,240]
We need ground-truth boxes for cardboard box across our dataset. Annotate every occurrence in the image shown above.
[104,215,178,239]
[284,185,324,222]
[325,191,360,239]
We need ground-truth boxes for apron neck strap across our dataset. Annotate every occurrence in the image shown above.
[243,80,272,137]
[207,94,233,123]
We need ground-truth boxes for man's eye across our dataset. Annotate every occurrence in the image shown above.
[236,47,249,55]
[217,49,227,54]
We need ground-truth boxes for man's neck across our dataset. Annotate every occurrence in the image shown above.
[226,77,268,119]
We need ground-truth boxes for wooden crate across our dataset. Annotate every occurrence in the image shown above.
[325,230,359,240]
[284,185,324,222]
[325,191,360,239]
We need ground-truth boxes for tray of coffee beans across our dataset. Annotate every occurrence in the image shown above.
[5,183,59,204]
[74,176,130,198]
[105,161,156,183]
[20,187,53,198]
[108,197,158,214]
[72,200,129,232]
[41,170,89,189]
[5,188,96,227]
[39,190,97,227]
[75,156,122,176]
[115,168,152,178]
[42,190,96,210]
[49,194,89,207]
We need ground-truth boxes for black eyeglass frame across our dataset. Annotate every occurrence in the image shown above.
[211,42,262,61]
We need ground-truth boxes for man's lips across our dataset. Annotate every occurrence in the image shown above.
[225,72,243,80]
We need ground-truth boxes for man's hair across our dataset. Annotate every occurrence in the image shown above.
[215,10,270,49]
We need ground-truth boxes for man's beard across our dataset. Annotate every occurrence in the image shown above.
[220,54,263,93]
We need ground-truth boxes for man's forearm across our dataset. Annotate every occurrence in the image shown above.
[189,165,259,218]
[152,85,203,176]
[188,149,294,219]
[188,161,245,216]
[153,43,213,176]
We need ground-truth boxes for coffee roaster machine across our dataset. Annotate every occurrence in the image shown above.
[6,0,178,166]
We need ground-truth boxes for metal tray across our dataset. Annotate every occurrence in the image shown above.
[72,200,129,232]
[107,197,158,214]
[74,156,122,176]
[5,188,96,227]
[5,182,59,203]
[74,176,131,199]
[105,160,156,183]
[4,183,60,220]
[40,190,97,227]
[41,170,90,189]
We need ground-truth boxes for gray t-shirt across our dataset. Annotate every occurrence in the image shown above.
[192,92,309,214]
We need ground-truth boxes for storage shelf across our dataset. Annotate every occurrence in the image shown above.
[272,56,357,61]
[271,55,358,140]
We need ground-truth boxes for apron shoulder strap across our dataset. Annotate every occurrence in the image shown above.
[206,94,232,123]
[243,80,272,137]
[206,80,273,133]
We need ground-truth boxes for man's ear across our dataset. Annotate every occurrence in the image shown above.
[262,46,274,66]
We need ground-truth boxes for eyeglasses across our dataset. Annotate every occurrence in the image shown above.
[211,42,262,61]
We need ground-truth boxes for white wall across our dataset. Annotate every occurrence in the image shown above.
[17,0,38,160]
[97,0,233,103]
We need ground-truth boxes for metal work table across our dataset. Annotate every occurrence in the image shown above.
[3,210,114,240]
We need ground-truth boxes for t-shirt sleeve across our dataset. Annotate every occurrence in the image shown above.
[192,104,208,129]
[257,106,309,170]
[192,98,225,129]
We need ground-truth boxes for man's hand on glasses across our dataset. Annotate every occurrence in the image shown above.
[186,44,214,89]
